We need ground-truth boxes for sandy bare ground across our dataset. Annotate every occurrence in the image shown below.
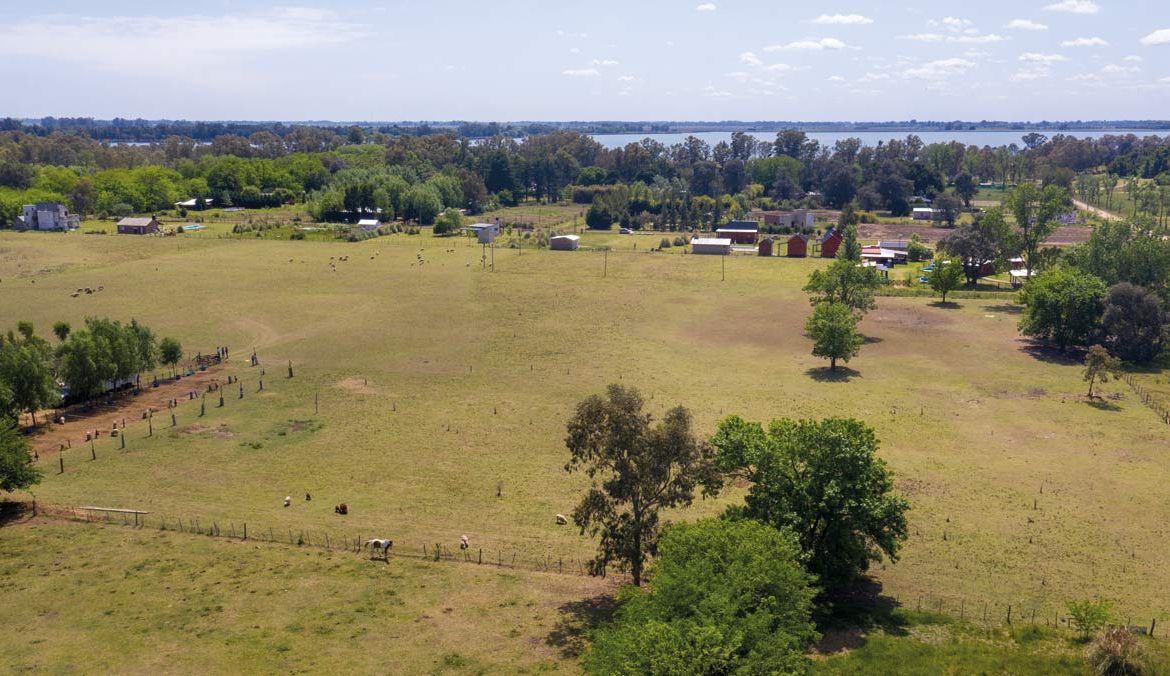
[23,364,232,458]
[857,222,1092,246]
[1073,199,1121,221]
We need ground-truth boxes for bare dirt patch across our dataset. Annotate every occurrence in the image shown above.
[857,222,1090,247]
[180,424,234,439]
[335,377,376,395]
[867,304,954,330]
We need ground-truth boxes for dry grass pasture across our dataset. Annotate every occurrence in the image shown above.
[1,227,1169,669]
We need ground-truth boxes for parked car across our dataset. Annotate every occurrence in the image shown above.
[619,227,633,235]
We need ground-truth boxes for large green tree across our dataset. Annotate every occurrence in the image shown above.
[564,385,723,586]
[805,302,863,371]
[1101,283,1166,364]
[929,257,965,303]
[0,326,59,426]
[711,416,910,590]
[0,418,41,493]
[939,207,1013,286]
[1005,183,1068,278]
[803,259,880,314]
[159,337,183,377]
[1019,267,1108,351]
[584,518,817,675]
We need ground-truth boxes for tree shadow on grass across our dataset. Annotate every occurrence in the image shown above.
[861,334,884,345]
[984,303,1024,315]
[1084,397,1122,412]
[1019,340,1081,366]
[806,366,862,382]
[813,577,909,655]
[929,301,961,310]
[545,594,619,659]
[0,500,35,528]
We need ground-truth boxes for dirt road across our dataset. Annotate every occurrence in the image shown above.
[1072,199,1120,221]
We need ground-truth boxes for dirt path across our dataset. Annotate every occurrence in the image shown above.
[24,363,237,458]
[1072,199,1121,221]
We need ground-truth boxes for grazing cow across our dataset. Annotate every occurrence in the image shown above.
[555,514,568,525]
[283,496,291,507]
[364,538,393,560]
[459,535,469,551]
[334,503,348,515]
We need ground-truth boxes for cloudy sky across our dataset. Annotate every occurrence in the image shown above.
[1,1,1168,121]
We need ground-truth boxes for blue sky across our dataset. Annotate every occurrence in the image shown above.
[1,1,1168,121]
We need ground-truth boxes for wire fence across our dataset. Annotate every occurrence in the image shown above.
[33,503,596,578]
[1122,373,1170,426]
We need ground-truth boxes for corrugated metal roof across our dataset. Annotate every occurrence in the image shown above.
[117,217,156,226]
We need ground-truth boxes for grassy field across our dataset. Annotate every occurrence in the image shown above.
[2,226,1169,669]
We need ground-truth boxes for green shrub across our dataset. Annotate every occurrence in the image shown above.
[1068,599,1114,640]
[659,237,672,249]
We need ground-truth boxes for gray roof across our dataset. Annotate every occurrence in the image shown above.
[725,220,759,231]
[118,217,156,226]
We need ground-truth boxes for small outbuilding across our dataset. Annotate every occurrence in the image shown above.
[786,233,809,258]
[116,217,160,235]
[912,208,940,221]
[465,222,501,244]
[757,238,773,257]
[715,220,760,244]
[357,219,381,232]
[549,234,580,251]
[691,237,732,255]
[820,229,842,258]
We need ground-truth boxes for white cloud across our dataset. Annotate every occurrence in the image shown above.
[952,34,1007,44]
[812,13,873,25]
[1020,52,1067,63]
[695,3,717,11]
[0,8,368,76]
[1161,76,1170,83]
[1012,69,1050,81]
[1061,37,1109,47]
[1124,55,1143,62]
[898,33,945,42]
[1140,29,1170,46]
[1101,63,1140,75]
[562,69,600,77]
[931,17,972,32]
[703,85,733,97]
[827,75,846,82]
[1005,19,1048,31]
[761,63,795,72]
[1044,0,1099,14]
[766,37,848,51]
[902,58,976,80]
[589,59,620,67]
[617,75,636,82]
[568,47,580,54]
[740,51,763,66]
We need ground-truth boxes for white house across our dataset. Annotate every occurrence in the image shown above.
[465,222,500,244]
[549,234,580,251]
[15,203,80,231]
[357,219,381,232]
[912,208,940,221]
[691,237,732,255]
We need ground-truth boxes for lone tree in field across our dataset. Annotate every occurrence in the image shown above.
[159,337,183,377]
[0,418,42,494]
[930,258,964,304]
[1083,345,1121,399]
[564,384,722,586]
[711,416,909,591]
[805,302,863,371]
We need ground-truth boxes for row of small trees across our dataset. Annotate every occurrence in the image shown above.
[0,319,183,426]
[565,385,909,671]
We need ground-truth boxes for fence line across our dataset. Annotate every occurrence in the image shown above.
[1122,374,1170,426]
[34,503,594,578]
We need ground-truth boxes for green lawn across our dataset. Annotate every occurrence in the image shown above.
[2,227,1169,669]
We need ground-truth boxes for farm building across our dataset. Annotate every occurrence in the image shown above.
[691,237,732,255]
[820,229,843,258]
[786,233,809,258]
[758,238,773,257]
[715,220,759,244]
[357,219,381,232]
[116,217,160,235]
[549,234,580,251]
[174,197,214,210]
[912,208,941,221]
[15,202,80,231]
[878,240,910,251]
[861,246,907,266]
[465,222,501,244]
[747,209,814,230]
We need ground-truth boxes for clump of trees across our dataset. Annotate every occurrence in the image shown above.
[566,386,909,673]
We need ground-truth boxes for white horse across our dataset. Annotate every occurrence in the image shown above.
[364,538,393,560]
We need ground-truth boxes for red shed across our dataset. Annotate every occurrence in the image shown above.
[758,238,774,257]
[820,229,843,258]
[786,234,809,258]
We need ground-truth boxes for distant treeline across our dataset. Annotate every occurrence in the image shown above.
[4,118,1167,142]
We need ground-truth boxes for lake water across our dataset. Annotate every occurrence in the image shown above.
[588,129,1169,149]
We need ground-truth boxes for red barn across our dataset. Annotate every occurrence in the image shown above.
[820,229,842,258]
[786,234,808,258]
[758,238,773,257]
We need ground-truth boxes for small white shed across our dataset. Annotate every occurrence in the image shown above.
[691,237,732,255]
[466,222,501,244]
[550,234,580,251]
